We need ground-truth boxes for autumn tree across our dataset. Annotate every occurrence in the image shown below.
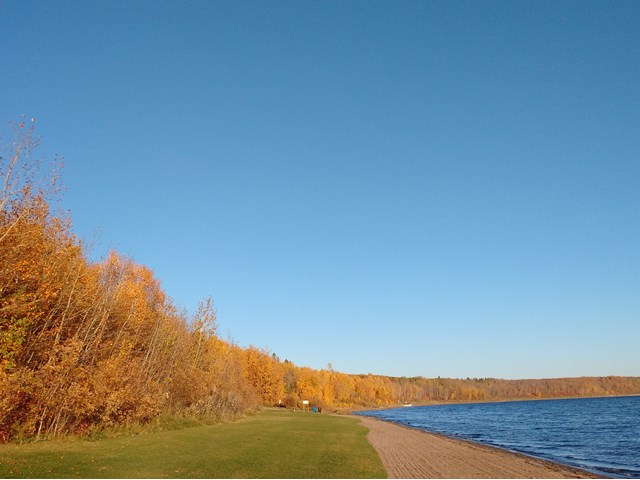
[0,119,258,441]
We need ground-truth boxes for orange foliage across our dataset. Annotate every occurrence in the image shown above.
[0,120,256,441]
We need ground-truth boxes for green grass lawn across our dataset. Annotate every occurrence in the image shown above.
[0,409,386,478]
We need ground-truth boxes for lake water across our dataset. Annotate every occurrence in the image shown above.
[356,395,640,478]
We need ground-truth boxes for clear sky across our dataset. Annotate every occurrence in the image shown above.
[2,1,639,379]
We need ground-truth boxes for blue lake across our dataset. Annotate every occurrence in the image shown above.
[356,395,640,478]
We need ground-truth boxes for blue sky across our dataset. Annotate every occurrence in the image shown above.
[2,1,639,379]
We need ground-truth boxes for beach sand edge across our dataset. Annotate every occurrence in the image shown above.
[354,415,602,479]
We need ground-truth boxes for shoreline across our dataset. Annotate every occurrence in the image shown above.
[355,414,602,479]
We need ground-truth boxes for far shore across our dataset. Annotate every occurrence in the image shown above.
[349,392,640,412]
[355,414,601,479]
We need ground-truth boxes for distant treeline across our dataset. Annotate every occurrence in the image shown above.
[2,120,639,441]
[243,356,640,410]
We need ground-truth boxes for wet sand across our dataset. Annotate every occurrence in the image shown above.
[356,415,601,478]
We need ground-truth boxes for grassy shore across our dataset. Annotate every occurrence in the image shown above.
[0,409,386,478]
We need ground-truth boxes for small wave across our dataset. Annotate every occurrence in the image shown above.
[591,466,640,478]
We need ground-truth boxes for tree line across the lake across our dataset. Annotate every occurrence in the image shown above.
[2,119,639,441]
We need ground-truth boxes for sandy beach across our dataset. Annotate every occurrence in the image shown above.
[356,415,601,479]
